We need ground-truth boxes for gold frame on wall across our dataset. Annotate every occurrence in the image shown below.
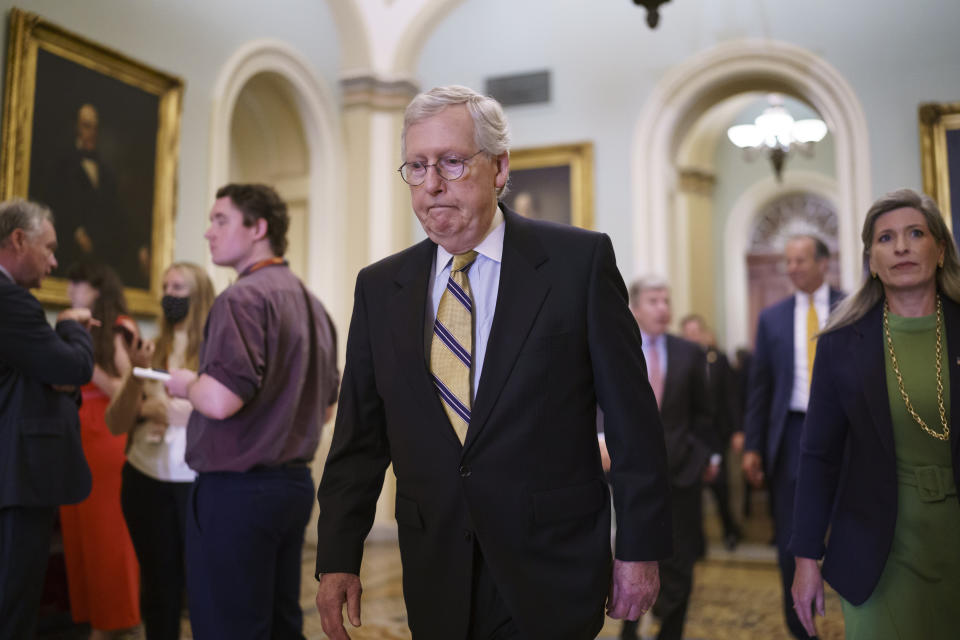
[1,8,183,314]
[505,142,595,229]
[919,101,960,235]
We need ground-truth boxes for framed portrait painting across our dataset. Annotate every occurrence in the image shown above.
[919,102,960,245]
[503,142,594,229]
[1,8,183,313]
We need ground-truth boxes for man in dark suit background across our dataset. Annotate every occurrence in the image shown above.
[0,199,96,639]
[679,313,743,551]
[314,85,672,640]
[619,277,716,640]
[742,234,843,639]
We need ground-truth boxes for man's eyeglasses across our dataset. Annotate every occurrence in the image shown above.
[397,150,484,186]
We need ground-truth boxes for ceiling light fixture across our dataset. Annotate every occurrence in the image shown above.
[727,94,828,181]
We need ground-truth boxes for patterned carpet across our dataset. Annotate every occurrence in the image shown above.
[171,487,846,639]
[294,542,844,640]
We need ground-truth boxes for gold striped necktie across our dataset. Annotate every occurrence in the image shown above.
[807,294,819,388]
[431,251,478,444]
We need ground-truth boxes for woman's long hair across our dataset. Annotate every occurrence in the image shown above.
[824,188,960,332]
[66,262,129,376]
[152,262,215,371]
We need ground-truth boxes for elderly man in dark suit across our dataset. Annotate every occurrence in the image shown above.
[0,199,95,639]
[619,277,716,640]
[314,85,672,640]
[742,234,843,639]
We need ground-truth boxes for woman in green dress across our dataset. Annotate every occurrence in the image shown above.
[790,188,960,639]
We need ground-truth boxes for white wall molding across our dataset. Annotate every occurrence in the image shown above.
[722,170,839,350]
[632,38,871,309]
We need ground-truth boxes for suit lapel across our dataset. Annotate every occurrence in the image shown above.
[465,209,550,451]
[853,303,896,460]
[389,239,462,446]
[661,335,681,411]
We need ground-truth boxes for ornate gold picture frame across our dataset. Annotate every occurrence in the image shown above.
[1,8,183,313]
[504,142,594,229]
[919,102,960,239]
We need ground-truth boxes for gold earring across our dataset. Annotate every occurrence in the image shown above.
[871,271,878,279]
[938,256,945,269]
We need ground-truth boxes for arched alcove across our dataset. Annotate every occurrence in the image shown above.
[632,39,871,320]
[723,170,839,349]
[208,39,344,325]
[229,72,310,279]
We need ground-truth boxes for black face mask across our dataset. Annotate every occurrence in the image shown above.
[161,295,190,324]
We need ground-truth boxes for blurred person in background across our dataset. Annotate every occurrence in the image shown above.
[0,199,95,639]
[106,262,215,640]
[60,262,141,639]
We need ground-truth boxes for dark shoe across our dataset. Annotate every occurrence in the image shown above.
[620,619,639,640]
[723,528,742,551]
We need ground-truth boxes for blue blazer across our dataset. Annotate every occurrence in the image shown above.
[0,272,94,508]
[790,296,960,604]
[744,288,844,472]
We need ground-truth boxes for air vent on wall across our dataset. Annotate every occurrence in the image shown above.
[485,70,550,107]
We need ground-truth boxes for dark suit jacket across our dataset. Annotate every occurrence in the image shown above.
[705,346,739,447]
[660,335,715,487]
[743,288,844,472]
[316,206,672,640]
[0,272,94,509]
[790,296,960,604]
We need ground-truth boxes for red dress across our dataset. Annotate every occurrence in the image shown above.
[59,381,141,629]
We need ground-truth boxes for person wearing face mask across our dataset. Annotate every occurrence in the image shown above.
[105,262,215,640]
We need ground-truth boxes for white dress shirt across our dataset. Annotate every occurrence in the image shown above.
[426,206,504,400]
[789,281,830,411]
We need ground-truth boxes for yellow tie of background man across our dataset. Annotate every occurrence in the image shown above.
[807,294,819,388]
[431,251,478,444]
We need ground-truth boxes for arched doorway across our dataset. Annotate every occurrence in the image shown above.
[632,39,871,341]
[229,72,310,279]
[745,192,841,346]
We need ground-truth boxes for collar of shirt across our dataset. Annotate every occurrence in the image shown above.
[0,263,12,283]
[794,281,831,321]
[433,206,504,278]
[638,330,668,376]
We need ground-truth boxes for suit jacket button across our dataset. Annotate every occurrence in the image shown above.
[463,530,473,541]
[459,465,471,478]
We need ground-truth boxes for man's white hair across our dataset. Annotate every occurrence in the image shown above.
[0,199,53,248]
[401,85,511,197]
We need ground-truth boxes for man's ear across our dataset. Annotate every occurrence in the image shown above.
[252,217,269,242]
[8,228,26,253]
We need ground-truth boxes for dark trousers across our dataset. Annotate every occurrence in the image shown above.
[708,457,739,537]
[773,412,809,639]
[655,483,702,640]
[121,463,192,640]
[186,467,314,640]
[0,505,56,640]
[468,542,523,640]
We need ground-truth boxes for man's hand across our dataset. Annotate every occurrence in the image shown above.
[57,307,99,331]
[702,461,721,484]
[607,559,659,621]
[730,430,745,453]
[741,450,765,488]
[165,368,197,399]
[791,557,825,638]
[316,573,362,640]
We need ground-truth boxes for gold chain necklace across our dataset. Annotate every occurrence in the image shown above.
[883,296,949,441]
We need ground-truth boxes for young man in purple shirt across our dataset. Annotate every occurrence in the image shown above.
[166,184,339,639]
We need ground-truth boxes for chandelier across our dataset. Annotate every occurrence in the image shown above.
[726,95,828,182]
